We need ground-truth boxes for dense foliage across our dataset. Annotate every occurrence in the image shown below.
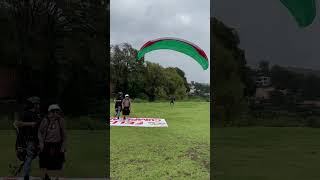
[0,0,108,116]
[110,43,192,101]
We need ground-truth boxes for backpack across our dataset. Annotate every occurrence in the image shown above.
[123,98,130,107]
[43,116,63,144]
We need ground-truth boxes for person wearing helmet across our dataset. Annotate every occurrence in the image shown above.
[114,92,123,119]
[122,94,131,122]
[13,96,42,180]
[38,104,67,180]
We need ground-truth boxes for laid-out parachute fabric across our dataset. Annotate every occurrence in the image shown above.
[137,38,209,70]
[280,0,316,27]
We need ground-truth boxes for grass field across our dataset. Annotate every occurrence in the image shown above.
[213,127,320,180]
[110,102,210,180]
[1,130,106,177]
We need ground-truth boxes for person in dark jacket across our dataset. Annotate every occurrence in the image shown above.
[170,95,176,106]
[38,104,67,180]
[114,92,123,119]
[13,97,41,180]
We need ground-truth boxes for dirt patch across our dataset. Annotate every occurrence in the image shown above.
[202,159,210,171]
[184,147,210,171]
[186,148,199,161]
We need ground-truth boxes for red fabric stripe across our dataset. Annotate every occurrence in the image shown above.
[140,38,208,60]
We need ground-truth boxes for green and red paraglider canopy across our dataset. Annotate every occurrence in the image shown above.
[280,0,317,28]
[136,38,209,70]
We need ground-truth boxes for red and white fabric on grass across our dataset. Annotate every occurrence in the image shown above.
[110,117,168,127]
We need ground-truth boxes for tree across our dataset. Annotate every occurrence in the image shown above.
[163,68,187,99]
[1,0,107,115]
[110,43,146,98]
[144,62,165,101]
[174,67,190,92]
[212,18,248,126]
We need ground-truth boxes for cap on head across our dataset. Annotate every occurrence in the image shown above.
[125,94,129,97]
[48,104,61,112]
[27,96,40,104]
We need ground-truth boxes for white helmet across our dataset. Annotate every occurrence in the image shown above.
[48,104,61,112]
[125,94,129,97]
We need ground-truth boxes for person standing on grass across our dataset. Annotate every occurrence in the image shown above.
[114,92,123,119]
[13,96,42,180]
[38,104,67,180]
[122,94,131,122]
[170,95,176,106]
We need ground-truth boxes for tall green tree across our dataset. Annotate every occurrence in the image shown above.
[212,18,249,126]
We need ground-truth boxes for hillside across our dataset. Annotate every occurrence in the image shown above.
[285,67,320,77]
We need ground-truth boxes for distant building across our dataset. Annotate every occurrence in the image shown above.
[255,87,275,100]
[189,83,196,95]
[255,75,271,87]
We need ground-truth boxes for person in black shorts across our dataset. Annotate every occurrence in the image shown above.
[38,104,67,180]
[122,94,131,121]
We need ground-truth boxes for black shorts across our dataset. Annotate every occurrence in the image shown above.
[39,142,65,170]
[122,107,130,115]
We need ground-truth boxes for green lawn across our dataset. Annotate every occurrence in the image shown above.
[213,127,320,180]
[110,102,210,180]
[1,130,106,177]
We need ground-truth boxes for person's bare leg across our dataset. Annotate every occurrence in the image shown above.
[56,170,64,180]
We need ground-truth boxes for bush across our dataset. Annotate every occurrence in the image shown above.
[306,116,320,128]
[65,116,105,130]
[132,98,147,103]
[136,93,149,100]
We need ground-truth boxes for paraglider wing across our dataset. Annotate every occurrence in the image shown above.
[280,0,316,27]
[137,38,209,70]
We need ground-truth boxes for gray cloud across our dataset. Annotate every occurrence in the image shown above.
[213,0,320,69]
[111,0,210,83]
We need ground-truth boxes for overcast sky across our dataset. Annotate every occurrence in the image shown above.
[213,0,320,69]
[111,0,210,83]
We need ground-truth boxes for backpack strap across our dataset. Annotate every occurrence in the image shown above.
[57,117,63,143]
[43,116,50,142]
